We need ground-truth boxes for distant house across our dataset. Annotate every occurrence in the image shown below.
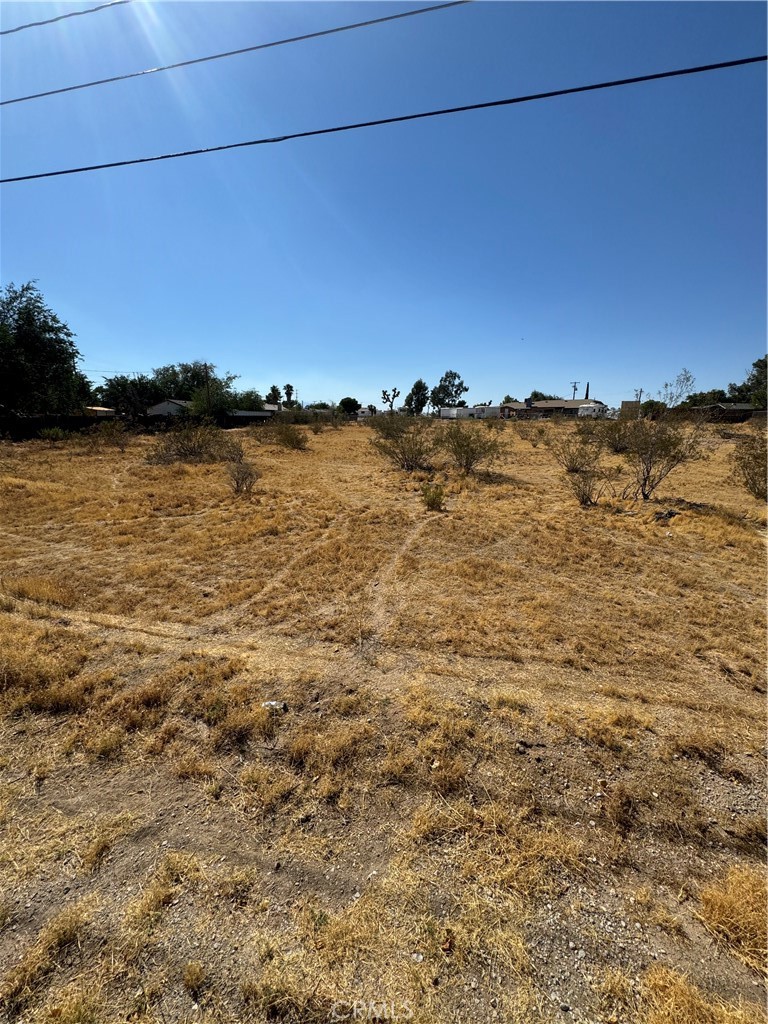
[498,399,607,420]
[227,408,276,423]
[146,399,193,417]
[685,402,763,423]
[438,407,473,419]
[83,406,116,418]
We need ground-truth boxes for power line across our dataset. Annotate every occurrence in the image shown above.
[0,0,133,37]
[1,1,471,106]
[2,54,764,184]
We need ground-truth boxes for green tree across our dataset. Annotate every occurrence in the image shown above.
[189,375,237,416]
[151,361,212,399]
[266,385,283,405]
[0,282,92,415]
[96,373,162,420]
[527,390,562,402]
[403,378,429,416]
[680,389,729,408]
[430,370,469,410]
[502,394,519,404]
[233,388,264,410]
[338,396,361,416]
[728,356,767,408]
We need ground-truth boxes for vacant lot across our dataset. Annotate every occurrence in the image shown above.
[0,422,765,1023]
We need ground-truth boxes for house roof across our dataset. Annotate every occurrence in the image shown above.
[690,402,756,411]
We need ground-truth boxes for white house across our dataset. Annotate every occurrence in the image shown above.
[438,407,472,420]
[146,399,193,416]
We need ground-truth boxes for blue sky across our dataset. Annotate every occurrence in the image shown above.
[1,1,765,408]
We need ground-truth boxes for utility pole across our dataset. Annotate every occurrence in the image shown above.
[570,381,580,400]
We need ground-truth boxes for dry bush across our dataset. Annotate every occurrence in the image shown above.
[619,418,706,500]
[546,432,601,473]
[567,465,617,507]
[38,426,71,444]
[440,420,501,473]
[515,421,548,446]
[594,417,634,452]
[420,481,445,511]
[370,418,439,471]
[698,866,767,974]
[258,420,309,450]
[546,430,618,506]
[227,460,260,495]
[367,413,410,438]
[182,960,208,999]
[86,419,128,451]
[731,428,767,501]
[147,421,244,464]
[605,782,641,835]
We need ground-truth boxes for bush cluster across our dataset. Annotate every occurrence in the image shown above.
[420,482,445,511]
[256,420,309,451]
[440,421,501,473]
[148,421,244,464]
[228,461,261,495]
[369,419,439,471]
[731,428,767,501]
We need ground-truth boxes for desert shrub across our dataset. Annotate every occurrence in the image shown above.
[421,482,445,511]
[731,428,767,501]
[595,418,633,453]
[259,420,308,451]
[227,460,260,495]
[515,422,547,447]
[546,432,619,506]
[565,466,616,507]
[38,426,69,444]
[148,421,244,464]
[310,421,323,435]
[368,413,410,439]
[546,432,601,473]
[440,421,501,473]
[370,419,439,471]
[87,419,128,451]
[620,418,705,500]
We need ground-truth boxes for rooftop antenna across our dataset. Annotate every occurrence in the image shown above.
[570,381,580,400]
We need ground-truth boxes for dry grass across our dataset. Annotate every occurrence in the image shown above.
[0,423,764,1021]
[698,866,768,974]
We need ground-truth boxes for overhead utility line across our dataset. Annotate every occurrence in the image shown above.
[2,55,764,184]
[2,2,470,105]
[0,0,133,37]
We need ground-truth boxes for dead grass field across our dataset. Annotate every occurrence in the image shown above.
[0,421,765,1023]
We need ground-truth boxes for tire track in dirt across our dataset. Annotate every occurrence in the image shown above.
[0,597,347,679]
[368,514,433,640]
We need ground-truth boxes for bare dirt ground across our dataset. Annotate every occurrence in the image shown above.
[0,421,765,1023]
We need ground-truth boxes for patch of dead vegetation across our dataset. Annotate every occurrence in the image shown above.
[0,424,764,1021]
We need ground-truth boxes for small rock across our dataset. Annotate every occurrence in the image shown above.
[262,701,288,714]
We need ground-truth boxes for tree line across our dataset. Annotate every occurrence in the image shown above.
[1,282,765,418]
